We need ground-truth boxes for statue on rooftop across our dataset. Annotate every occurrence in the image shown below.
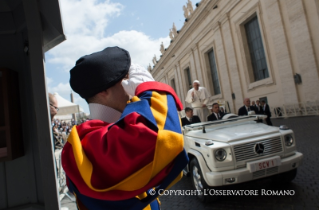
[147,64,152,72]
[169,29,174,40]
[152,55,157,65]
[187,0,194,13]
[183,5,189,19]
[160,42,165,54]
[172,23,178,37]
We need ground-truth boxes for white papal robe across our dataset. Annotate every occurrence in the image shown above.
[185,87,210,122]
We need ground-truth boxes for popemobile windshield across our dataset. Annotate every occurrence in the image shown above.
[182,113,303,203]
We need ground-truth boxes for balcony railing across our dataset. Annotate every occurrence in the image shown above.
[271,101,319,118]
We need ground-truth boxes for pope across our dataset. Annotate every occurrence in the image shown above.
[185,80,210,122]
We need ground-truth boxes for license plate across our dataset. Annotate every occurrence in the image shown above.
[247,156,281,172]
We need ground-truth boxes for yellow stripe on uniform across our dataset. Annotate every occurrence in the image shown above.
[149,92,168,130]
[151,130,183,178]
[143,205,152,210]
[149,91,184,177]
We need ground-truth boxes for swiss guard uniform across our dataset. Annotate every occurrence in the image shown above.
[62,47,188,210]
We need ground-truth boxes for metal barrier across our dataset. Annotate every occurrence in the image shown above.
[271,101,319,118]
[56,149,75,202]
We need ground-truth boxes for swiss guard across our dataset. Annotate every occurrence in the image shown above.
[62,46,189,210]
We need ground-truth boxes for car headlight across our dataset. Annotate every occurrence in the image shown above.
[284,134,294,146]
[214,148,227,161]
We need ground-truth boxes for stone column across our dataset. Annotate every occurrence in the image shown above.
[176,63,187,107]
[220,15,243,113]
[263,0,299,105]
[213,23,233,109]
[284,0,319,102]
[189,51,198,82]
[191,44,204,87]
[165,73,169,85]
[174,65,181,99]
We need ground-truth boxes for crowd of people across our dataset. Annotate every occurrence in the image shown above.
[51,118,90,148]
[52,118,76,135]
[48,93,88,148]
[181,80,272,126]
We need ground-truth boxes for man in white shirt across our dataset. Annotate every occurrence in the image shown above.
[185,80,210,122]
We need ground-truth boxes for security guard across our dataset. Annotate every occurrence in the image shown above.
[62,47,188,210]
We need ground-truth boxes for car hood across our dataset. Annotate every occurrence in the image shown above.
[184,122,280,143]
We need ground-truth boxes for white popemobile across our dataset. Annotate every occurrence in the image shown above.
[182,112,303,203]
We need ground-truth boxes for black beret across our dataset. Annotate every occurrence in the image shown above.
[70,46,131,99]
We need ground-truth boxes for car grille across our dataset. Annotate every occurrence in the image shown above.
[252,166,279,178]
[233,137,283,162]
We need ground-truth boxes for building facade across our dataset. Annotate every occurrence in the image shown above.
[151,0,319,115]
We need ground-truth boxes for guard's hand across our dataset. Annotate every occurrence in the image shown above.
[121,63,154,96]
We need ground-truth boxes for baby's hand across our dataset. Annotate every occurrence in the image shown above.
[121,64,154,96]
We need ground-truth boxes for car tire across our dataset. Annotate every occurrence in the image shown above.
[272,168,297,184]
[190,158,218,203]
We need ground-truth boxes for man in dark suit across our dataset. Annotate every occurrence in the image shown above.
[251,100,256,106]
[238,98,256,116]
[254,100,263,114]
[220,107,226,115]
[181,107,201,126]
[253,99,264,123]
[207,103,224,121]
[261,100,272,126]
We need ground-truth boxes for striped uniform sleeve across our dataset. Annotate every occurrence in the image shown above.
[62,81,187,208]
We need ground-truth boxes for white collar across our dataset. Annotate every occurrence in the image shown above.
[89,103,122,123]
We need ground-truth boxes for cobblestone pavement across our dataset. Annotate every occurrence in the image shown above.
[61,116,319,210]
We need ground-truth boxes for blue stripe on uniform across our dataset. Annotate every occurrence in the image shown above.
[114,91,157,132]
[163,94,182,134]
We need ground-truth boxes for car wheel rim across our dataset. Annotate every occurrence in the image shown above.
[193,166,203,195]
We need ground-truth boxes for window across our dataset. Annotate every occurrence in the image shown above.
[259,96,268,105]
[245,16,269,81]
[184,67,192,89]
[171,78,176,92]
[208,49,221,95]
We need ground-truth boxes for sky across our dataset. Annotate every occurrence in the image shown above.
[45,0,196,114]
